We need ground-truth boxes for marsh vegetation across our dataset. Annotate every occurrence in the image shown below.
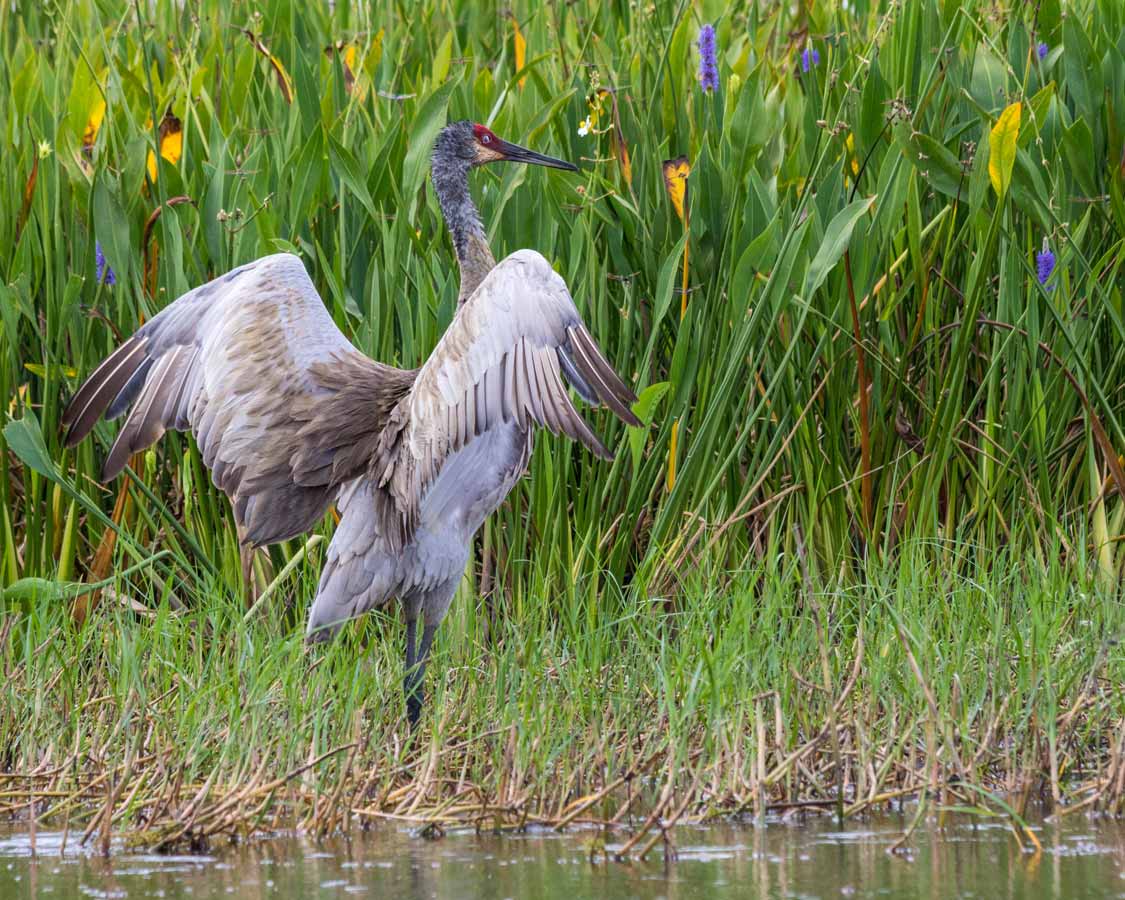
[2,0,1125,854]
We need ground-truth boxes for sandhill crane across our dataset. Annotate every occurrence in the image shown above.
[62,120,641,727]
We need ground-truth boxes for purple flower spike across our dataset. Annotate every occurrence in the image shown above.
[1036,238,1056,291]
[1037,42,1049,60]
[801,45,820,73]
[95,241,116,286]
[698,24,719,93]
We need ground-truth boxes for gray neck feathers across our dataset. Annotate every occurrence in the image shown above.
[431,138,496,305]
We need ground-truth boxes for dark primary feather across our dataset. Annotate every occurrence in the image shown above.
[104,355,155,421]
[62,335,149,447]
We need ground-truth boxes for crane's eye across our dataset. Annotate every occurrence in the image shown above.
[481,134,492,144]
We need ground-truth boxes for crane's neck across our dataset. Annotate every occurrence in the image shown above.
[432,160,496,305]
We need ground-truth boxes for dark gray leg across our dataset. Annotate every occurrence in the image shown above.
[239,540,257,607]
[404,623,437,730]
[404,611,418,724]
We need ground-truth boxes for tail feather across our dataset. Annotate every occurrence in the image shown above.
[306,480,398,641]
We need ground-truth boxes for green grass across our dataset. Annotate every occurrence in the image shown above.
[2,551,1122,849]
[2,0,1125,849]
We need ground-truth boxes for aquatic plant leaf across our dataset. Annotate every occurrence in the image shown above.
[83,97,106,148]
[241,29,293,103]
[328,135,379,220]
[806,195,875,297]
[403,76,460,210]
[662,156,690,222]
[666,420,679,492]
[92,174,131,284]
[433,32,453,85]
[629,382,670,472]
[513,17,526,88]
[146,113,183,182]
[2,412,56,479]
[988,101,1021,196]
[2,577,86,602]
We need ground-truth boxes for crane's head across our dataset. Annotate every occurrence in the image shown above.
[433,120,578,173]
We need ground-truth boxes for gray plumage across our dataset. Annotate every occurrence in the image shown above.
[62,120,640,727]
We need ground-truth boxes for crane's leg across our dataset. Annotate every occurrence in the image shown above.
[237,526,260,607]
[403,574,459,729]
[239,543,254,603]
[404,610,418,722]
[404,620,437,731]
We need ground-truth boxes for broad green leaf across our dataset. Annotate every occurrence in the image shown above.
[3,412,56,479]
[896,127,966,199]
[402,76,460,216]
[2,551,171,603]
[652,232,689,330]
[805,195,876,297]
[629,381,671,472]
[328,134,378,221]
[989,101,1021,196]
[432,32,454,85]
[1064,17,1101,123]
[2,577,85,602]
[1062,117,1097,199]
[1020,82,1055,148]
[92,173,131,285]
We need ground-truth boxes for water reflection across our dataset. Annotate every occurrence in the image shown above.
[2,814,1124,899]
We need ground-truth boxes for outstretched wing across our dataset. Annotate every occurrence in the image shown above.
[62,253,415,546]
[373,249,640,546]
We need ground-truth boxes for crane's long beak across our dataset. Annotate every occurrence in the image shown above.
[497,139,579,172]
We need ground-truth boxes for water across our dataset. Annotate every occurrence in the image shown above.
[2,815,1124,899]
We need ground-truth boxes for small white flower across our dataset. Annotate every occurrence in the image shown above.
[577,116,591,137]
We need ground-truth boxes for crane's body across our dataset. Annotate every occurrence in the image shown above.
[63,121,639,726]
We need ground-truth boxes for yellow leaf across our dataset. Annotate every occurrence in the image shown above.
[845,132,859,176]
[161,125,182,165]
[329,39,374,98]
[512,17,526,88]
[662,156,690,222]
[83,98,106,148]
[988,101,1021,197]
[268,53,294,103]
[666,420,679,492]
[8,383,29,416]
[663,156,692,317]
[371,29,385,67]
[24,362,77,378]
[146,114,183,182]
[241,29,293,103]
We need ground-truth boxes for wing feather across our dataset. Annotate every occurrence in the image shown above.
[63,253,414,547]
[374,249,640,546]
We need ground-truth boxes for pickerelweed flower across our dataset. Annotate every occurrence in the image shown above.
[1036,238,1056,290]
[1037,41,1049,60]
[95,241,116,286]
[801,44,821,73]
[697,24,719,93]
